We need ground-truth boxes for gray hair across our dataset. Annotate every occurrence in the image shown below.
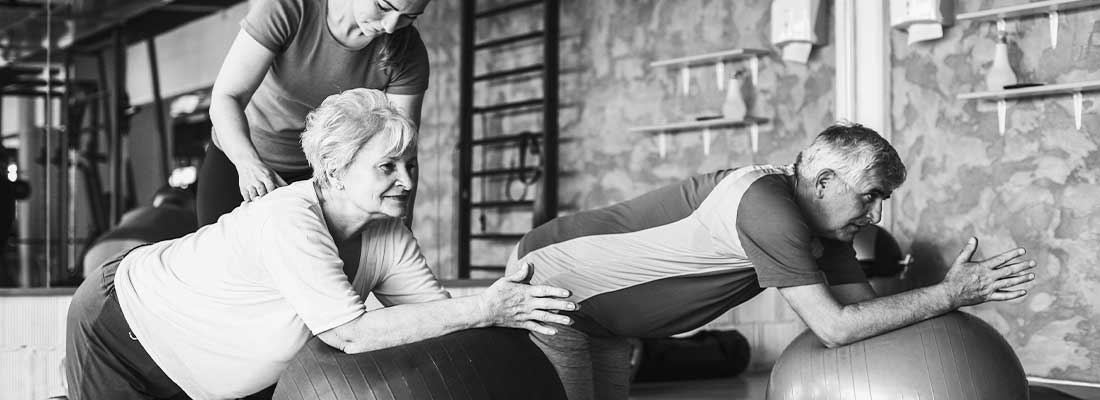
[301,88,418,188]
[794,122,906,190]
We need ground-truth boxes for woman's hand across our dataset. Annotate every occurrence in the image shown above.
[235,161,288,202]
[479,263,577,335]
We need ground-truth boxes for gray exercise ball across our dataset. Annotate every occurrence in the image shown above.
[767,311,1027,399]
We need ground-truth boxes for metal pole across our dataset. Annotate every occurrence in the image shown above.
[109,28,124,226]
[15,97,34,287]
[91,54,109,234]
[457,0,475,278]
[44,0,53,286]
[146,38,170,180]
[63,53,75,274]
[540,0,559,224]
[99,49,117,228]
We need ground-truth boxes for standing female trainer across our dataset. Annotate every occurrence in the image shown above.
[199,0,432,225]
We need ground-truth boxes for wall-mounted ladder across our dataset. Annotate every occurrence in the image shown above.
[458,0,559,278]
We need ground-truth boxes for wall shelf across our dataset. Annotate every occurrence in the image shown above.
[628,117,769,133]
[957,80,1100,134]
[956,79,1100,100]
[955,0,1100,22]
[643,48,770,156]
[650,48,769,68]
[956,0,1100,48]
[651,48,768,91]
[630,117,768,156]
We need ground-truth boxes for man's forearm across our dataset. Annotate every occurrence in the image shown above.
[829,284,955,346]
[782,282,956,348]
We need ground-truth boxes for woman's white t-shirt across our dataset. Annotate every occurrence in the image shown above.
[113,180,448,399]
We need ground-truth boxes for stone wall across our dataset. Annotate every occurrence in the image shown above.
[890,0,1100,382]
[413,0,837,279]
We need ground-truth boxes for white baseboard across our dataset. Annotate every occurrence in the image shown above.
[1028,376,1100,389]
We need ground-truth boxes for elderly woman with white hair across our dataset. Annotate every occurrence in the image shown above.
[65,88,576,400]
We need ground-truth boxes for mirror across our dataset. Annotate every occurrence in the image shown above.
[1,0,217,288]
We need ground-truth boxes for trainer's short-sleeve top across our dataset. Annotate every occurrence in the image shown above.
[239,0,430,172]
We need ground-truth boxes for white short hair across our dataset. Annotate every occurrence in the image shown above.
[794,122,906,189]
[300,88,417,187]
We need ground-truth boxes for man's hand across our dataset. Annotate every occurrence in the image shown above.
[940,237,1036,308]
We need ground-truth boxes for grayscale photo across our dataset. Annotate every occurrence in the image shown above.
[0,0,1097,399]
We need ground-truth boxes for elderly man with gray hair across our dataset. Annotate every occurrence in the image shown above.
[506,122,1038,400]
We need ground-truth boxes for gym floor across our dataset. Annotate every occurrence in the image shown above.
[630,372,769,400]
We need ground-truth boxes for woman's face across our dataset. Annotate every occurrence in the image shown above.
[339,135,417,219]
[350,0,430,39]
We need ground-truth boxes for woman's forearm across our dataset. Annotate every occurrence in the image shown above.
[209,93,263,167]
[319,265,575,354]
[324,295,489,354]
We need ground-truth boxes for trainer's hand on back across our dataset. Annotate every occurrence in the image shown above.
[941,237,1036,308]
[479,263,576,335]
[235,161,288,202]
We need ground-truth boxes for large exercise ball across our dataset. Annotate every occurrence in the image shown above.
[82,205,197,277]
[274,327,567,400]
[767,311,1027,400]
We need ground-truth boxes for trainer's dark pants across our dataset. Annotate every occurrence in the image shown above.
[195,145,311,227]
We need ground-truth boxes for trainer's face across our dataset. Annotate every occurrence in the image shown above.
[813,170,889,242]
[340,136,417,219]
[351,0,429,39]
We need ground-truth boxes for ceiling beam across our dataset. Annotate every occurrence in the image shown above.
[0,89,65,97]
[0,0,46,10]
[160,3,223,13]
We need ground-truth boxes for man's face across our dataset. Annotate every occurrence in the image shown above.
[813,170,890,242]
